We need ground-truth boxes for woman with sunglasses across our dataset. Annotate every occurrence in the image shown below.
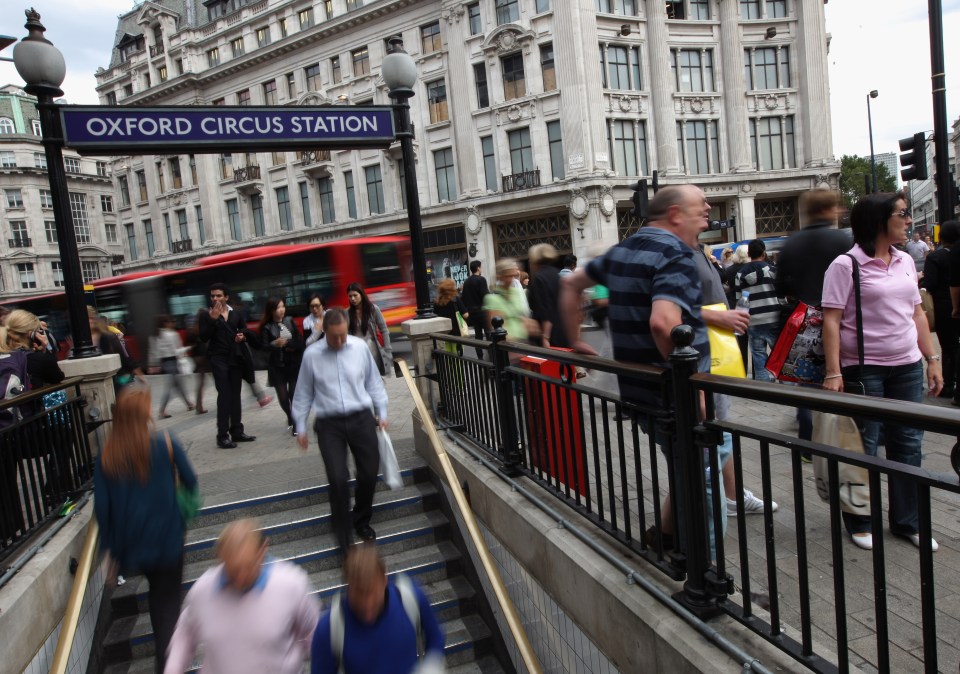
[822,192,942,552]
[302,294,326,347]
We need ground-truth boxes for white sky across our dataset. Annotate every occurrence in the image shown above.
[1,1,959,160]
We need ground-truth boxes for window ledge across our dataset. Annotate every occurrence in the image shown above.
[425,119,451,131]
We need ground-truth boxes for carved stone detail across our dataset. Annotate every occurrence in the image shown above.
[598,185,616,217]
[569,188,589,221]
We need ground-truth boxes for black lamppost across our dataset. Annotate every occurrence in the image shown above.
[381,37,434,319]
[13,9,97,358]
[867,89,879,193]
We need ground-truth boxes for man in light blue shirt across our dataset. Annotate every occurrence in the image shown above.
[293,308,388,552]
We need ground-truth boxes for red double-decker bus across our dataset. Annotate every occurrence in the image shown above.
[1,236,414,362]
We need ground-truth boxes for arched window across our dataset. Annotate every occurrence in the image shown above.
[0,118,16,134]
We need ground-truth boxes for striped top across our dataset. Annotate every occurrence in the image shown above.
[586,227,709,406]
[734,261,780,326]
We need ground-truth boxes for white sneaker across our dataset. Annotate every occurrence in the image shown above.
[851,533,873,550]
[908,533,939,552]
[727,489,779,516]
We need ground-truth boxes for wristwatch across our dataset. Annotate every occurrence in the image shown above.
[925,354,942,362]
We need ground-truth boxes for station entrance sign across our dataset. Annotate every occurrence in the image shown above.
[59,105,397,154]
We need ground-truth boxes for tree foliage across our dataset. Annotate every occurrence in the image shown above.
[839,154,897,209]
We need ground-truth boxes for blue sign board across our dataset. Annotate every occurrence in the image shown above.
[59,105,397,153]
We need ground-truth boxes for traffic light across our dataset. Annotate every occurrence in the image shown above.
[898,132,928,182]
[631,179,649,219]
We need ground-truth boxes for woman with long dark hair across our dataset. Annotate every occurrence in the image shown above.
[94,387,197,673]
[259,297,303,434]
[346,282,392,376]
[822,191,942,552]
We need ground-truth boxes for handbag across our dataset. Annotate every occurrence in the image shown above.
[811,411,870,516]
[842,254,866,396]
[765,302,825,383]
[165,431,202,520]
[455,311,469,337]
[920,287,935,332]
[377,429,402,490]
[703,303,746,378]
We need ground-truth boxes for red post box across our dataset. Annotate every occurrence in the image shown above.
[520,351,586,496]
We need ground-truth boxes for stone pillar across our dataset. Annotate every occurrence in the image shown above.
[645,0,679,174]
[736,193,757,240]
[402,317,453,403]
[59,354,121,452]
[443,3,481,195]
[796,0,833,165]
[719,0,752,172]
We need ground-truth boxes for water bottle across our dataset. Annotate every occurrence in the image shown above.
[734,290,750,336]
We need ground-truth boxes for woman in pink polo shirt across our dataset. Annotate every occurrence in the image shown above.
[821,192,942,552]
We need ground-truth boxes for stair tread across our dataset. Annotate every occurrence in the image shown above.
[448,655,508,673]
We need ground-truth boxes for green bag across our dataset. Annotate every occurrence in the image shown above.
[165,432,202,520]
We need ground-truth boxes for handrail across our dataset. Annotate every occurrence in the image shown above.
[48,517,99,674]
[396,358,543,674]
[0,376,85,411]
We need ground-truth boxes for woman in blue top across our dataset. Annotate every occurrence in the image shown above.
[94,387,197,673]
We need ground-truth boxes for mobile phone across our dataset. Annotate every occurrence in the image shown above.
[31,331,44,347]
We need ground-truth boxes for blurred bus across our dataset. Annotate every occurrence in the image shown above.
[1,236,414,363]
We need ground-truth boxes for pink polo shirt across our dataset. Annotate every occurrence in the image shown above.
[821,244,921,368]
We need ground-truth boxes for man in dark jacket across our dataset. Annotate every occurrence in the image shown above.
[198,283,258,448]
[528,243,570,348]
[925,220,960,398]
[460,260,489,356]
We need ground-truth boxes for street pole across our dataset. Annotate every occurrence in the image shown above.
[928,0,956,223]
[867,90,878,193]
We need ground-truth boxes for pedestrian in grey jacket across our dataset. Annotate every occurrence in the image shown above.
[346,282,393,376]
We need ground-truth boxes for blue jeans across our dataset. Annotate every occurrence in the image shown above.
[748,323,780,382]
[841,360,924,535]
[704,432,732,560]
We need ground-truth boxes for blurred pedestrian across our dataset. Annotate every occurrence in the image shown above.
[95,387,197,673]
[184,310,209,415]
[720,247,735,269]
[165,519,319,674]
[528,243,571,349]
[734,239,781,381]
[559,254,577,277]
[303,294,326,346]
[722,245,751,369]
[432,278,468,336]
[311,543,444,674]
[923,220,960,398]
[905,230,929,273]
[88,306,144,390]
[259,297,303,436]
[460,261,489,346]
[484,258,536,345]
[150,315,194,418]
[346,283,393,377]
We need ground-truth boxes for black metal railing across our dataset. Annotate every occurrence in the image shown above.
[430,320,960,673]
[171,238,193,254]
[1,378,94,561]
[502,168,540,193]
[149,43,165,57]
[233,165,261,182]
[297,150,332,165]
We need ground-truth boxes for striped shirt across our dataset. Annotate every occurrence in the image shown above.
[734,261,780,326]
[586,227,709,406]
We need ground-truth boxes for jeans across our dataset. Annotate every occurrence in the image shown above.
[748,322,780,382]
[841,360,924,535]
[704,432,732,560]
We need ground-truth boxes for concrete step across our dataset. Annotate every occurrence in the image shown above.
[448,655,509,673]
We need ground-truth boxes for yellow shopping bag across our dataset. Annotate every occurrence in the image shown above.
[703,303,746,378]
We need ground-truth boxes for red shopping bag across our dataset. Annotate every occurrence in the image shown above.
[765,303,826,383]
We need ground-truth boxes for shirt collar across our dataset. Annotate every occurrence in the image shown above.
[849,243,909,266]
[217,556,272,595]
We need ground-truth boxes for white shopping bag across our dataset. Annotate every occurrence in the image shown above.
[378,429,402,489]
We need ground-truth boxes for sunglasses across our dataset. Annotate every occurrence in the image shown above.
[309,303,322,308]
[896,208,910,218]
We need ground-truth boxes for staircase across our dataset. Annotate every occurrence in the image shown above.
[96,461,510,673]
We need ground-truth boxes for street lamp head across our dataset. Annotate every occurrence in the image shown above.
[381,37,417,94]
[869,90,879,99]
[12,8,66,97]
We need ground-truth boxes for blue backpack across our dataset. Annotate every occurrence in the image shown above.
[0,350,30,430]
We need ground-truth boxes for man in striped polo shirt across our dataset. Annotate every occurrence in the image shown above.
[734,239,781,381]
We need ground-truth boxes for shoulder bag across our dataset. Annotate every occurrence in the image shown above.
[165,432,202,521]
[842,253,866,396]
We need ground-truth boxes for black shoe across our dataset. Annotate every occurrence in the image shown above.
[643,525,673,550]
[231,432,256,442]
[217,435,237,449]
[355,525,376,542]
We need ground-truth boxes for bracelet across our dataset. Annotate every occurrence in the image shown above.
[925,354,942,363]
[823,374,843,380]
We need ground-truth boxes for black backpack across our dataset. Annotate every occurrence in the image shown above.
[0,350,30,430]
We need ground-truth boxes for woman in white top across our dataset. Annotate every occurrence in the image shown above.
[302,294,326,347]
[151,315,193,418]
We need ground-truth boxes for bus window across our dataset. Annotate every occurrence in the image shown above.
[361,243,404,289]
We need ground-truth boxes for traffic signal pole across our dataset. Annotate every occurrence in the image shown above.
[928,0,957,221]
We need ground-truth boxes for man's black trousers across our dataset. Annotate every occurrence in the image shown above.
[210,355,244,437]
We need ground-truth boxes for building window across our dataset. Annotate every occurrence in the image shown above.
[299,182,312,227]
[481,136,498,192]
[207,48,220,68]
[271,151,285,166]
[17,263,37,289]
[106,91,118,106]
[212,97,225,106]
[745,47,790,90]
[237,89,251,106]
[50,261,65,288]
[9,221,29,247]
[279,17,288,37]
[126,224,138,261]
[602,45,642,90]
[507,128,534,174]
[169,157,182,189]
[285,72,297,99]
[163,213,173,248]
[501,53,526,100]
[276,186,293,231]
[468,3,482,35]
[740,0,760,18]
[123,84,133,99]
[755,197,798,235]
[144,219,156,256]
[158,66,168,82]
[323,0,334,16]
[609,119,649,176]
[331,56,342,84]
[196,205,206,244]
[175,58,183,75]
[305,63,321,91]
[318,177,336,223]
[426,80,448,124]
[547,120,565,180]
[741,0,787,19]
[672,49,714,92]
[352,47,370,76]
[39,189,54,209]
[596,0,637,15]
[299,7,314,28]
[397,163,408,211]
[101,194,114,212]
[346,0,363,8]
[65,156,82,173]
[220,154,234,180]
[666,0,709,18]
[251,194,266,237]
[81,261,100,284]
[96,161,108,177]
[5,189,23,208]
[225,199,241,241]
[536,0,551,11]
[45,220,58,243]
[434,148,456,202]
[495,0,519,24]
[105,222,118,243]
[345,171,357,218]
[0,118,14,134]
[421,22,441,54]
[263,80,278,105]
[538,44,557,92]
[34,153,47,169]
[136,170,148,201]
[176,209,188,240]
[364,165,385,215]
[677,119,720,174]
[118,175,130,206]
[256,25,271,48]
[156,162,166,193]
[473,63,489,108]
[749,116,796,170]
[0,151,16,168]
